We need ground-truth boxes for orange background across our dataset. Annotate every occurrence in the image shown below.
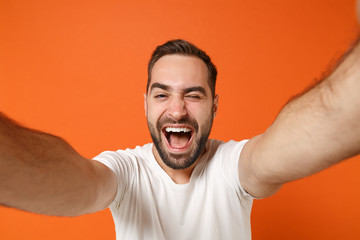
[1,0,360,239]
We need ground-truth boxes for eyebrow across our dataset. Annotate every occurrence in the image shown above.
[150,83,170,92]
[183,86,206,95]
[150,83,207,96]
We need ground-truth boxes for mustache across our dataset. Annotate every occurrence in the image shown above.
[156,117,199,132]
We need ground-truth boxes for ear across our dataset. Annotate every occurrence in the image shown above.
[144,93,148,116]
[213,94,219,118]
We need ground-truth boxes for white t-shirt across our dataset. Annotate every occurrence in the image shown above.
[93,139,253,240]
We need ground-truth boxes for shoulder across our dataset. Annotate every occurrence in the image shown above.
[208,139,248,158]
[92,143,154,173]
[203,139,248,172]
[94,143,152,160]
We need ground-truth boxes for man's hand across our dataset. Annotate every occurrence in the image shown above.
[239,32,360,198]
[0,113,117,216]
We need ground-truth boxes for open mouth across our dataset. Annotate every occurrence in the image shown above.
[163,126,194,151]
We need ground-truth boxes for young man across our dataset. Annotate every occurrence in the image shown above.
[0,38,359,239]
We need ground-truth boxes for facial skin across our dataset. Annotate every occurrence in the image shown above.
[145,55,218,176]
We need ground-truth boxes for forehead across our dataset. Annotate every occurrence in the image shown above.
[150,55,209,91]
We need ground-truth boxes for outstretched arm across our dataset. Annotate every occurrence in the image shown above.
[0,113,117,216]
[239,37,360,198]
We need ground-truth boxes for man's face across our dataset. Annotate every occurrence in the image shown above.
[145,55,218,170]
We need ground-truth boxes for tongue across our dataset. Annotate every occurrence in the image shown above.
[169,133,190,149]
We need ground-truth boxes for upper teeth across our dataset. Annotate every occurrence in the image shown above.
[165,127,191,133]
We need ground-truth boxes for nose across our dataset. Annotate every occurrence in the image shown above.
[168,97,187,120]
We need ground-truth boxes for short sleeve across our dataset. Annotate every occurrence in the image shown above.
[93,150,137,209]
[214,140,254,199]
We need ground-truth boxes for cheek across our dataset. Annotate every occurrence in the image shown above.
[187,104,213,124]
[146,103,166,122]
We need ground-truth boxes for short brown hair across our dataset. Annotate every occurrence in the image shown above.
[147,39,217,97]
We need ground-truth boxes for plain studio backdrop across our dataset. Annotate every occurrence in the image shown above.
[0,0,359,239]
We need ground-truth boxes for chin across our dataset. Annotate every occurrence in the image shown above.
[154,133,208,170]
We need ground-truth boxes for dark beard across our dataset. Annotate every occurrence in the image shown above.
[147,115,213,170]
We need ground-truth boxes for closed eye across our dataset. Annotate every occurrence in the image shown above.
[185,95,201,99]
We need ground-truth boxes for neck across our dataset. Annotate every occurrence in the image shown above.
[152,146,203,184]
